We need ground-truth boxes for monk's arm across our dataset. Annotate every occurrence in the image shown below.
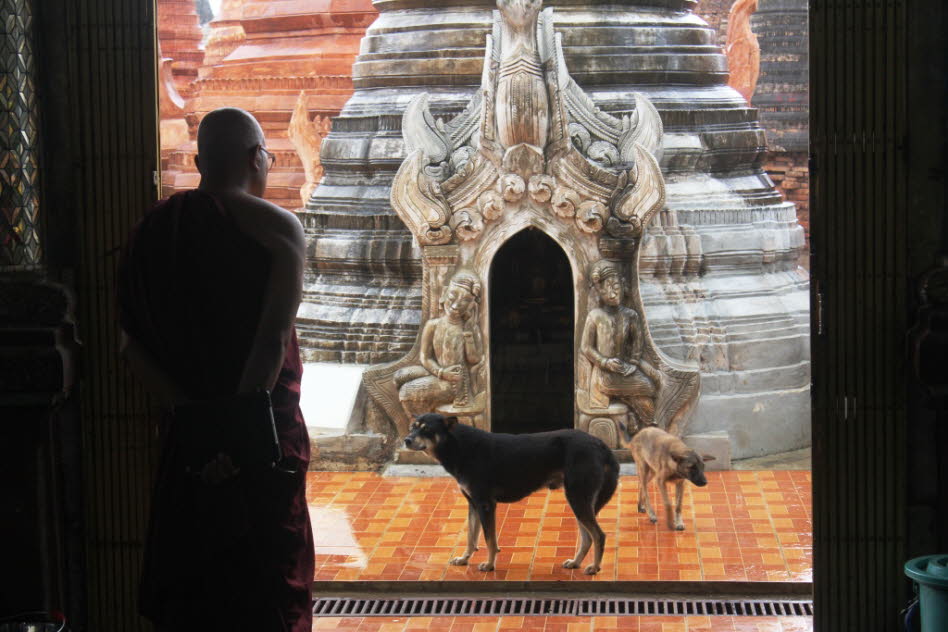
[237,207,306,393]
[119,329,189,407]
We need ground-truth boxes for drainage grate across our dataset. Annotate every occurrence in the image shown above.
[313,597,813,618]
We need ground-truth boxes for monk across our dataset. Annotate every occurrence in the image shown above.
[117,108,313,632]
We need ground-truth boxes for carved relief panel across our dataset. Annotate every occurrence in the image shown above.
[363,0,701,447]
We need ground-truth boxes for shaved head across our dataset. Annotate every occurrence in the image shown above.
[195,108,273,197]
[196,107,266,182]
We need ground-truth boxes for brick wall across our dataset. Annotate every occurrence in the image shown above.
[695,0,734,46]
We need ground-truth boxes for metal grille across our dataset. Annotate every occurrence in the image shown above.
[313,597,814,618]
[0,0,42,270]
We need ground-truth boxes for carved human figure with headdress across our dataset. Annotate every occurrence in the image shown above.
[395,269,485,418]
[581,260,662,428]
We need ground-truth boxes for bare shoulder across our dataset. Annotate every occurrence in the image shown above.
[217,190,304,253]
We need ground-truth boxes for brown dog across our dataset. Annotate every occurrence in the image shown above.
[618,423,715,531]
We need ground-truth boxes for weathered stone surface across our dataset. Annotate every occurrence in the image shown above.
[160,0,377,208]
[301,0,810,459]
[683,431,731,470]
[157,0,205,97]
[695,0,735,47]
[310,433,394,471]
[202,0,248,68]
[751,0,808,153]
[158,51,190,154]
[697,0,809,254]
[751,0,808,258]
[764,150,809,245]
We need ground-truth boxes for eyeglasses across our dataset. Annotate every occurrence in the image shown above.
[257,145,276,169]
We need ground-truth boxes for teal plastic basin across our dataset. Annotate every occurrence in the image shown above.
[905,555,948,632]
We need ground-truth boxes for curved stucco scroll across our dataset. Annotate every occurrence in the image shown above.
[612,143,666,228]
[391,150,453,245]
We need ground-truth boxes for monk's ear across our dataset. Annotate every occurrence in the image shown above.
[701,454,716,462]
[248,145,261,172]
[443,416,459,429]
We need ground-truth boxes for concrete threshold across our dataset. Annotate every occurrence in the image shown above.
[311,580,813,599]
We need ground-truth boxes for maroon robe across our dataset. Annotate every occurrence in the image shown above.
[117,190,313,632]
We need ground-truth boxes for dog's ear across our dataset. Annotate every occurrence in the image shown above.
[443,416,459,429]
[701,454,716,462]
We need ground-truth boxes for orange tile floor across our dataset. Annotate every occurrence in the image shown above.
[313,615,812,631]
[306,470,811,583]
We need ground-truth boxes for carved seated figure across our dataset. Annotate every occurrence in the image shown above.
[395,269,485,425]
[580,260,662,433]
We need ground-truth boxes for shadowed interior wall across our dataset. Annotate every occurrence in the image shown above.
[809,1,927,629]
[32,0,160,629]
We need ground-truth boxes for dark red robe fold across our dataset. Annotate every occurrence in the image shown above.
[117,190,313,632]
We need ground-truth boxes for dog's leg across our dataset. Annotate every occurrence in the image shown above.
[673,480,685,530]
[564,482,606,575]
[563,520,592,570]
[637,463,658,523]
[658,479,676,530]
[582,517,607,575]
[474,501,499,572]
[450,501,481,566]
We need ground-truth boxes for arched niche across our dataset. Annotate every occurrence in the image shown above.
[488,228,574,433]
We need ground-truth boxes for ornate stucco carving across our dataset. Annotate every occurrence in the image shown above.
[387,2,670,250]
[288,91,331,206]
[364,0,701,440]
[725,0,761,103]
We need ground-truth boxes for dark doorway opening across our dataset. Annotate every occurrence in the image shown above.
[489,228,574,434]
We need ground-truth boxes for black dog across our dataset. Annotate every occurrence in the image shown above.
[404,413,619,574]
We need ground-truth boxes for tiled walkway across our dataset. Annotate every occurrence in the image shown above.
[306,470,811,583]
[313,615,813,631]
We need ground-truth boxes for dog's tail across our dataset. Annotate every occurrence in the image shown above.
[595,449,620,514]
